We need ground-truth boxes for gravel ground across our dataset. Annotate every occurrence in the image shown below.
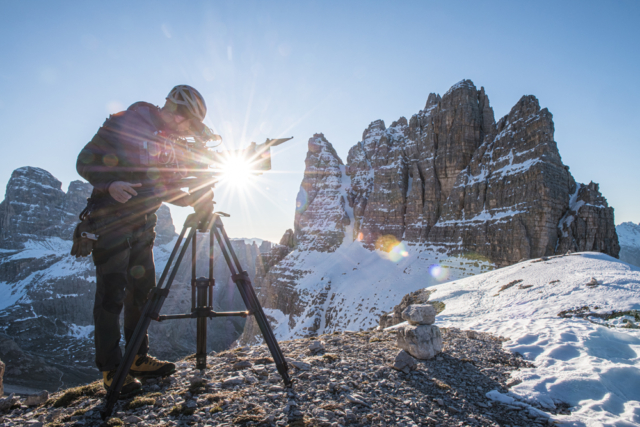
[0,327,569,426]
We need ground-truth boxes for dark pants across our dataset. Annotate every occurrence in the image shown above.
[92,213,157,372]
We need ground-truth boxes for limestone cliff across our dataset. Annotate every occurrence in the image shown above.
[294,134,349,252]
[240,79,620,344]
[342,81,619,266]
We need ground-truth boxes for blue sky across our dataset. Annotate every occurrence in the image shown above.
[1,1,638,242]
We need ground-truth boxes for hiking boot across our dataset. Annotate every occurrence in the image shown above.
[103,370,142,399]
[130,354,176,378]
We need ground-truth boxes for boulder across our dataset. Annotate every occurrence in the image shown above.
[308,340,325,355]
[379,288,439,328]
[24,391,49,406]
[222,376,244,387]
[402,304,436,325]
[290,360,311,371]
[0,393,18,411]
[392,349,417,373]
[396,324,443,360]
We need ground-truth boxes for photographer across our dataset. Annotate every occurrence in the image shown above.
[74,85,213,397]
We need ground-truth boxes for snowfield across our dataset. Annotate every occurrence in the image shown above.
[265,241,493,340]
[425,252,640,427]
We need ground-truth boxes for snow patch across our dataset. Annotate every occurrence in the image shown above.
[68,324,94,339]
[431,252,640,427]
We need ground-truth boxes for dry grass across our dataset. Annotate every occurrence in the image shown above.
[322,353,340,362]
[433,379,451,390]
[49,381,103,408]
[124,395,156,410]
[168,404,195,416]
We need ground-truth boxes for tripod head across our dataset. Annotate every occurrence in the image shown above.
[177,130,293,179]
[165,132,292,210]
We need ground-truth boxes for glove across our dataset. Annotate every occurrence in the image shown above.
[70,220,99,258]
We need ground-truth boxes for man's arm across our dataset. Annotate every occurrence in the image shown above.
[76,133,119,193]
[77,112,132,193]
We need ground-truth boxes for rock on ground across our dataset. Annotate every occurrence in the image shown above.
[402,304,437,325]
[396,323,443,360]
[0,328,565,427]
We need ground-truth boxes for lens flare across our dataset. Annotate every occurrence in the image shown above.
[103,154,118,167]
[429,264,449,282]
[130,265,146,279]
[219,154,254,187]
[153,184,167,197]
[375,234,410,262]
[147,167,160,180]
[295,188,309,214]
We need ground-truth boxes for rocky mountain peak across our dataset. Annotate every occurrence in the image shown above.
[294,134,348,252]
[424,92,441,111]
[0,166,91,248]
[556,181,619,256]
[279,229,296,248]
[362,119,386,142]
[443,78,476,96]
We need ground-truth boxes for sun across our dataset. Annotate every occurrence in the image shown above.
[219,154,255,187]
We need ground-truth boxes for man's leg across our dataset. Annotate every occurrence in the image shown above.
[93,242,130,372]
[125,225,176,378]
[92,223,143,398]
[123,227,155,356]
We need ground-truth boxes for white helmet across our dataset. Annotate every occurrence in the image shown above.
[166,85,207,122]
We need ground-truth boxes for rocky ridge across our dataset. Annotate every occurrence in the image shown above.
[0,167,90,249]
[0,167,263,392]
[0,328,563,427]
[242,79,619,344]
[298,80,619,263]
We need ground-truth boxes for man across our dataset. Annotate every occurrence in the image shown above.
[75,85,213,397]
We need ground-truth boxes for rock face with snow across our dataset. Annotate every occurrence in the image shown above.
[344,82,619,266]
[275,80,618,268]
[241,79,619,345]
[617,222,640,267]
[0,167,92,248]
[0,166,259,391]
[556,181,619,256]
[294,134,349,252]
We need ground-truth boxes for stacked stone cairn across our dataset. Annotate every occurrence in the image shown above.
[393,304,443,373]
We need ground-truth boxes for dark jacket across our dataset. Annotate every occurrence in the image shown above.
[77,102,190,222]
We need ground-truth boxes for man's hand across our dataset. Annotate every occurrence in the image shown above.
[109,181,142,203]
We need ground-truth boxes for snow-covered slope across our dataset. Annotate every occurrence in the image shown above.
[254,240,493,340]
[617,222,640,268]
[413,252,640,427]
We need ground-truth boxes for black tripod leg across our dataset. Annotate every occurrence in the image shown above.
[212,223,292,387]
[102,223,198,419]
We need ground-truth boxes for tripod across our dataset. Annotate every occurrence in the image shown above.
[102,210,292,419]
